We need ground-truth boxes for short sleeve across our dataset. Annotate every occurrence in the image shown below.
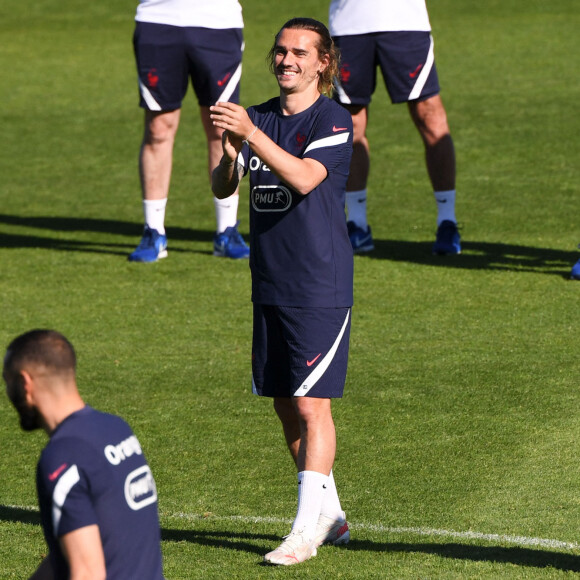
[38,438,99,537]
[302,103,353,173]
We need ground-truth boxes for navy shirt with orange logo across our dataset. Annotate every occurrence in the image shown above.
[36,406,164,579]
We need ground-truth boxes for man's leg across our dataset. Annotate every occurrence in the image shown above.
[129,109,180,262]
[408,94,455,194]
[344,105,374,253]
[140,109,181,204]
[265,397,347,565]
[409,95,461,254]
[200,107,249,259]
[273,396,336,473]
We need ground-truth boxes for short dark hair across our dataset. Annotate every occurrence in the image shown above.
[4,330,76,378]
[268,17,340,96]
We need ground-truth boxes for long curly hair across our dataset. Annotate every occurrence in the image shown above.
[267,17,340,97]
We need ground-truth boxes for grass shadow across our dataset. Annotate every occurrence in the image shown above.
[0,214,215,256]
[162,528,279,557]
[162,530,580,571]
[366,238,577,277]
[3,508,578,572]
[0,505,41,526]
[0,214,577,276]
[346,540,580,573]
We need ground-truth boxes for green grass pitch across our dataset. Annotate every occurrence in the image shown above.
[1,0,580,577]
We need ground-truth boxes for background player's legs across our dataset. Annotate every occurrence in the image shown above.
[140,109,181,207]
[344,105,374,253]
[346,105,370,194]
[408,94,455,195]
[409,95,461,254]
[129,109,180,262]
[571,256,580,280]
[200,106,249,259]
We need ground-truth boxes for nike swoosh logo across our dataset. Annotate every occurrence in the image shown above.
[217,73,232,87]
[332,126,348,132]
[307,353,322,367]
[409,64,423,79]
[48,463,68,481]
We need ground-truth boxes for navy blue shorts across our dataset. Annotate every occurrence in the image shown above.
[333,31,440,105]
[252,305,351,399]
[134,22,243,110]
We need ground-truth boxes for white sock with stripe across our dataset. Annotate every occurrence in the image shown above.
[319,470,343,520]
[143,198,167,235]
[291,471,329,539]
[345,190,368,229]
[214,194,239,234]
[434,189,457,226]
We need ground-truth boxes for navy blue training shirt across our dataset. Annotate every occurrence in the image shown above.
[241,95,354,308]
[36,406,164,579]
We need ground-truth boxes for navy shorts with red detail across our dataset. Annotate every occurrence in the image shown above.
[252,304,351,399]
[134,22,243,110]
[333,31,440,105]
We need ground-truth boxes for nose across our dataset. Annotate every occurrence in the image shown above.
[280,51,295,68]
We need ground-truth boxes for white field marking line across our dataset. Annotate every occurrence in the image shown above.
[165,512,580,552]
[8,505,580,552]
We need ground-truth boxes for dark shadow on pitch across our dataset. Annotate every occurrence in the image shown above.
[343,539,580,572]
[1,214,576,276]
[5,510,578,572]
[365,238,577,277]
[0,214,217,256]
[0,505,41,526]
[162,528,280,557]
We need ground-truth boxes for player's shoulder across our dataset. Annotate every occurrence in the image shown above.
[319,95,352,122]
[39,408,135,480]
[61,406,128,432]
[49,407,132,451]
[310,96,353,137]
[38,431,98,487]
[248,96,280,117]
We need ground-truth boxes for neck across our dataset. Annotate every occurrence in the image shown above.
[280,88,321,116]
[44,397,86,435]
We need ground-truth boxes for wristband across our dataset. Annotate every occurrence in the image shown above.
[243,126,258,146]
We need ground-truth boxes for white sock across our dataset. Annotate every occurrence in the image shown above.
[434,189,457,226]
[345,190,368,229]
[214,194,239,234]
[291,471,329,539]
[319,470,343,520]
[143,198,167,235]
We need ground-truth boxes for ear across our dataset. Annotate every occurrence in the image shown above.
[318,53,330,74]
[20,370,36,404]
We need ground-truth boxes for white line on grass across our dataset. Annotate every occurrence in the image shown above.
[167,512,580,551]
[7,505,580,551]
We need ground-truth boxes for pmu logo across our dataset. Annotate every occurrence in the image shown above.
[124,466,158,511]
[251,185,292,213]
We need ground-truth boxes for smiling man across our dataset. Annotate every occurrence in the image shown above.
[3,330,164,580]
[211,18,353,566]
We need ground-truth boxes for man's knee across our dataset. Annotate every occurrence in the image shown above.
[293,397,332,426]
[273,397,295,421]
[409,95,450,145]
[144,110,180,145]
[344,105,368,145]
